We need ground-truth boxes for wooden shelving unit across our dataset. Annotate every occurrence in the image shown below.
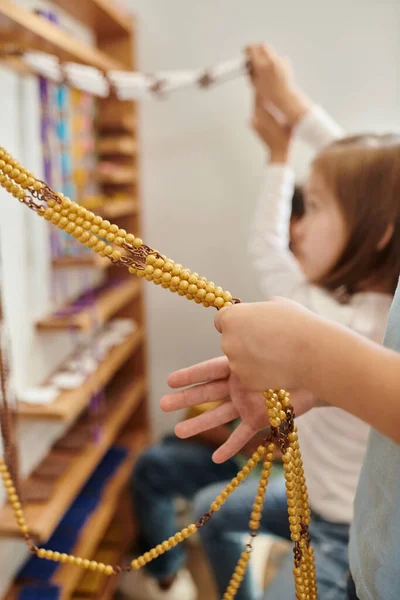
[36,278,141,331]
[0,2,150,597]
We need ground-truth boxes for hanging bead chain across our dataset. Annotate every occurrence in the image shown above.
[0,146,317,598]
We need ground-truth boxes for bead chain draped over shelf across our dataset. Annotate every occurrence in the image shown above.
[0,147,317,600]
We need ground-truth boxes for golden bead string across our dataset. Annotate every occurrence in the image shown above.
[0,146,317,598]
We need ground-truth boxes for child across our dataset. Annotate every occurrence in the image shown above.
[161,46,400,600]
[192,46,395,600]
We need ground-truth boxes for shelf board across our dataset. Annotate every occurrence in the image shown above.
[100,199,137,219]
[0,379,147,540]
[96,167,136,186]
[36,279,141,331]
[18,328,143,422]
[98,113,136,134]
[52,255,111,270]
[50,0,133,37]
[0,0,122,71]
[52,427,147,600]
[98,136,137,156]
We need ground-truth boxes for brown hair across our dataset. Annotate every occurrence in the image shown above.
[312,133,400,295]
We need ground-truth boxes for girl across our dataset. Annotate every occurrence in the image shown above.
[161,46,400,600]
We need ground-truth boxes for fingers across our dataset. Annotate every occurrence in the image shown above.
[160,378,230,412]
[174,401,238,439]
[167,356,229,388]
[212,421,256,464]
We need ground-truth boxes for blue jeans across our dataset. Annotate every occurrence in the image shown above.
[132,435,238,580]
[194,476,350,600]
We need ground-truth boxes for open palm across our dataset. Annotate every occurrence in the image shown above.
[160,356,314,463]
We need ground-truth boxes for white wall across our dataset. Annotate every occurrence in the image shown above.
[128,0,400,436]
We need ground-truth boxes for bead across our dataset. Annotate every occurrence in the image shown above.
[93,216,102,225]
[106,232,115,242]
[144,552,152,562]
[125,233,135,245]
[65,223,76,234]
[204,292,214,304]
[196,288,207,299]
[91,224,100,234]
[214,297,224,309]
[179,280,189,291]
[114,236,124,246]
[82,559,90,569]
[116,227,126,237]
[73,227,84,238]
[98,229,107,238]
[154,268,163,279]
[79,232,91,243]
[188,524,197,534]
[131,559,140,569]
[168,536,177,547]
[171,263,182,275]
[137,556,146,567]
[104,566,114,576]
[162,541,170,551]
[94,241,106,253]
[37,549,46,558]
[224,301,233,307]
[60,554,69,564]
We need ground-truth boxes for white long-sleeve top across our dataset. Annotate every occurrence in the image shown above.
[250,106,393,523]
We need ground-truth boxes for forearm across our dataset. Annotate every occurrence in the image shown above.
[305,318,400,443]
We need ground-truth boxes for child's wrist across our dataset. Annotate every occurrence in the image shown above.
[281,89,312,128]
[269,148,289,163]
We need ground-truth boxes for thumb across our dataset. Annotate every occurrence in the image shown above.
[214,306,229,333]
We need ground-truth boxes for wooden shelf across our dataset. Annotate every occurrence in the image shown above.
[0,378,146,540]
[0,0,122,71]
[96,166,137,186]
[100,199,137,219]
[98,136,137,156]
[50,0,133,37]
[52,255,111,270]
[98,113,136,134]
[52,427,147,600]
[36,279,141,331]
[18,328,143,421]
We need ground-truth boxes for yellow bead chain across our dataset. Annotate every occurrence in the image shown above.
[223,450,274,600]
[0,146,317,597]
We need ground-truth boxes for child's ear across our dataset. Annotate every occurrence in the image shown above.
[377,223,394,251]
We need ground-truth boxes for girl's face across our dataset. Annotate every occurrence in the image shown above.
[291,168,348,283]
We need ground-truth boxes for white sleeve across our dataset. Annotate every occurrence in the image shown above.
[294,104,344,151]
[249,164,348,317]
[249,164,307,299]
